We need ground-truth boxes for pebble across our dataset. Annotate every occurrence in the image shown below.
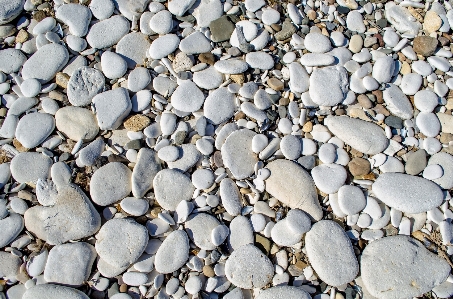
[95,218,148,268]
[0,213,23,248]
[372,56,394,84]
[171,80,204,113]
[346,11,365,33]
[221,129,257,179]
[149,34,180,60]
[361,236,450,298]
[245,51,274,70]
[338,185,366,215]
[289,62,309,93]
[305,220,359,286]
[382,84,413,120]
[400,73,422,95]
[280,135,301,160]
[266,159,322,221]
[20,78,41,98]
[92,87,131,130]
[150,10,173,35]
[214,59,249,74]
[225,244,273,289]
[116,32,150,69]
[101,51,128,79]
[185,213,220,250]
[385,5,421,36]
[0,251,20,278]
[127,67,151,92]
[11,152,51,183]
[89,0,114,20]
[90,162,132,206]
[179,31,212,55]
[86,15,130,49]
[55,106,99,141]
[22,284,89,299]
[21,44,69,83]
[428,152,453,189]
[312,163,347,194]
[372,173,443,213]
[15,112,55,148]
[256,286,311,299]
[219,178,242,216]
[122,271,148,286]
[416,112,440,137]
[154,230,189,274]
[55,4,91,37]
[0,49,27,74]
[304,32,332,53]
[79,139,104,166]
[413,36,438,57]
[120,197,149,216]
[414,90,438,112]
[67,67,104,106]
[192,168,214,189]
[153,169,194,211]
[309,66,348,106]
[193,67,223,90]
[44,242,96,286]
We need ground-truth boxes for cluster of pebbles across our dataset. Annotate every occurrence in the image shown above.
[1,0,453,298]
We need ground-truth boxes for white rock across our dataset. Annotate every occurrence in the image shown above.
[179,31,212,55]
[383,84,414,119]
[86,15,130,49]
[221,129,257,179]
[15,112,55,149]
[385,5,421,36]
[92,87,131,130]
[372,56,394,84]
[185,213,220,250]
[56,4,91,37]
[304,32,332,53]
[193,67,223,90]
[0,213,24,248]
[120,197,149,216]
[338,185,366,215]
[219,178,242,216]
[150,10,173,35]
[312,163,347,194]
[67,67,104,106]
[90,162,132,206]
[153,169,194,211]
[416,112,440,138]
[22,284,89,299]
[214,59,249,74]
[400,73,422,95]
[346,11,365,33]
[168,0,196,16]
[154,230,189,274]
[149,34,180,60]
[116,32,151,69]
[309,66,348,106]
[127,67,151,92]
[20,78,41,98]
[10,152,51,183]
[101,51,128,79]
[171,80,205,113]
[55,106,99,141]
[21,44,69,83]
[414,89,438,112]
[245,51,274,70]
[89,0,114,20]
[0,49,27,74]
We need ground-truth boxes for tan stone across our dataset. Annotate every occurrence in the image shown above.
[15,29,28,43]
[123,115,151,132]
[55,72,70,89]
[230,73,244,84]
[423,11,442,34]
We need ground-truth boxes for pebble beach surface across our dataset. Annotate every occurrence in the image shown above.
[1,0,453,298]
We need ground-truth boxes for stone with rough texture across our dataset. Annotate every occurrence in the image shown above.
[153,169,194,211]
[204,87,235,125]
[55,4,91,37]
[22,44,69,83]
[225,244,273,289]
[383,84,413,119]
[324,116,389,155]
[11,152,52,183]
[385,5,421,36]
[116,32,151,69]
[221,129,257,180]
[309,66,348,106]
[428,152,453,189]
[361,236,450,299]
[185,213,220,250]
[95,218,148,268]
[171,80,205,113]
[22,284,89,299]
[90,162,132,206]
[92,87,131,130]
[312,164,347,194]
[179,31,212,55]
[0,213,24,248]
[132,148,162,197]
[413,36,438,57]
[15,112,55,149]
[0,49,26,74]
[67,67,105,107]
[0,0,24,25]
[86,15,130,49]
[25,184,101,245]
[265,159,322,221]
[0,251,20,278]
[305,220,359,286]
[154,230,189,274]
[149,34,180,60]
[372,173,444,213]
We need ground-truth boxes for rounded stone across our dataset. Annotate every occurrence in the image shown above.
[90,162,132,206]
[55,106,99,141]
[153,169,194,211]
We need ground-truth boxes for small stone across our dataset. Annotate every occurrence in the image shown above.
[154,230,189,274]
[15,112,55,149]
[22,44,69,83]
[153,169,194,211]
[22,284,89,299]
[304,32,332,53]
[413,36,437,57]
[55,106,99,141]
[123,115,150,132]
[127,67,151,92]
[171,80,205,113]
[67,67,104,107]
[423,10,442,34]
[101,51,128,79]
[92,87,131,130]
[90,162,132,206]
[219,178,242,216]
[56,4,92,37]
[209,16,235,42]
[267,78,284,91]
[149,34,180,60]
[185,213,220,250]
[221,129,257,180]
[312,164,347,194]
[86,15,130,49]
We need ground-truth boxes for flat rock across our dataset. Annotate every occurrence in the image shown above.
[305,220,359,286]
[428,152,453,189]
[167,144,201,172]
[361,236,450,299]
[214,59,249,74]
[383,84,413,120]
[219,178,242,216]
[149,10,172,35]
[312,164,347,194]
[149,34,180,60]
[304,32,332,53]
[86,15,130,49]
[179,31,212,55]
[413,36,438,57]
[265,159,322,221]
[289,62,309,93]
[90,162,132,206]
[11,152,52,183]
[372,173,444,213]
[15,112,55,149]
[245,51,274,70]
[25,184,101,245]
[209,15,235,42]
[168,0,196,16]
[225,244,273,289]
[256,286,311,299]
[227,215,254,251]
[204,87,235,125]
[127,67,151,92]
[155,230,189,274]
[0,213,24,247]
[0,251,21,278]
[95,218,148,268]
[55,106,99,141]
[92,87,131,130]
[67,67,105,106]
[22,284,89,299]
[185,213,220,250]
[324,116,389,155]
[0,48,26,74]
[385,5,421,36]
[193,67,223,90]
[101,51,127,79]
[44,242,96,286]
[21,44,69,83]
[153,169,194,211]
[0,0,24,25]
[89,0,114,20]
[116,32,151,69]
[221,129,257,180]
[309,66,348,106]
[132,148,162,197]
[56,4,91,37]
[171,80,205,113]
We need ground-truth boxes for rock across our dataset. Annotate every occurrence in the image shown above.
[211,224,229,246]
[413,36,438,56]
[309,66,348,106]
[0,251,20,278]
[219,178,242,216]
[265,159,322,221]
[132,148,162,197]
[304,32,332,53]
[372,56,394,84]
[256,286,311,299]
[67,67,104,107]
[89,0,114,20]
[131,90,152,112]
[21,44,69,83]
[405,149,427,175]
[280,135,301,160]
[437,113,453,134]
[86,15,130,49]
[179,31,212,55]
[245,0,265,12]
[90,162,132,206]
[185,213,220,250]
[191,0,223,28]
[245,51,274,70]
[416,112,440,137]
[171,80,205,113]
[0,0,24,25]
[10,152,51,183]
[168,0,196,16]
[116,32,151,69]
[312,163,347,194]
[20,78,41,98]
[95,218,148,268]
[228,215,254,251]
[55,106,99,141]
[193,67,223,90]
[275,19,296,41]
[56,4,91,37]
[203,87,235,125]
[414,90,438,112]
[346,11,365,33]
[101,51,128,79]
[225,244,273,289]
[0,213,23,247]
[127,67,151,92]
[148,34,180,60]
[214,59,249,74]
[424,10,442,34]
[78,139,104,166]
[25,184,101,245]
[385,5,421,36]
[209,16,235,42]
[149,10,173,35]
[289,62,309,93]
[0,49,26,74]
[221,129,257,180]
[428,152,453,189]
[15,112,55,149]
[154,230,189,274]
[361,236,450,299]
[92,87,131,130]
[324,116,389,155]
[382,84,414,119]
[22,284,89,299]
[167,144,201,172]
[153,169,194,211]
[44,242,96,286]
[120,197,149,216]
[372,173,443,213]
[305,220,359,286]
